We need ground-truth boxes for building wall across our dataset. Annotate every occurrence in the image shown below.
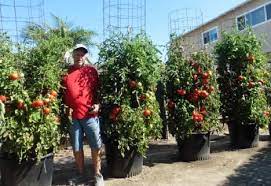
[181,0,271,55]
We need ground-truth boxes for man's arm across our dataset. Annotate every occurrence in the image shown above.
[89,67,101,114]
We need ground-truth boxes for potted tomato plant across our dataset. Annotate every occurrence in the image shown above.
[215,30,270,148]
[165,37,221,161]
[98,34,162,177]
[0,19,95,186]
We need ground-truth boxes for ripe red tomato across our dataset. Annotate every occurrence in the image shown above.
[43,107,51,115]
[9,72,20,80]
[208,86,215,93]
[139,95,146,101]
[248,81,255,89]
[143,109,152,117]
[189,93,199,103]
[200,106,206,112]
[36,100,44,107]
[199,90,209,99]
[192,114,199,122]
[17,100,25,110]
[193,74,198,81]
[167,100,175,109]
[192,111,204,122]
[111,106,121,115]
[0,95,7,102]
[263,111,270,117]
[192,110,198,116]
[200,107,208,116]
[31,99,44,108]
[50,90,58,97]
[197,67,202,74]
[128,80,137,89]
[194,89,200,95]
[202,72,209,79]
[237,75,244,81]
[197,113,204,122]
[202,78,209,85]
[177,89,186,96]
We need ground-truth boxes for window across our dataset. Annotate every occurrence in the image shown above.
[246,7,265,26]
[237,4,270,31]
[237,16,246,31]
[203,27,218,44]
[266,3,271,20]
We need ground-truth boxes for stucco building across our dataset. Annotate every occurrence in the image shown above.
[180,0,271,59]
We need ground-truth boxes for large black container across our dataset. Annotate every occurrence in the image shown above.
[227,120,238,146]
[177,133,210,161]
[0,153,54,186]
[105,144,143,178]
[237,123,259,148]
[228,122,259,148]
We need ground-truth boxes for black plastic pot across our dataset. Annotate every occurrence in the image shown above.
[228,122,259,149]
[237,123,259,148]
[269,123,271,139]
[105,144,143,178]
[177,133,210,161]
[0,153,54,186]
[227,120,238,146]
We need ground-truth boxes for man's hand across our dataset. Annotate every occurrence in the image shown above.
[65,107,73,120]
[89,104,100,114]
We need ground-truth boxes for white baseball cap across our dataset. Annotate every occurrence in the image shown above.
[73,44,88,53]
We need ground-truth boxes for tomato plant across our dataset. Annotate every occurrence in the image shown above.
[0,18,95,162]
[98,34,162,157]
[165,36,221,142]
[215,30,270,128]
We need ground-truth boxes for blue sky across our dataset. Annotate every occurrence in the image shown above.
[44,0,246,61]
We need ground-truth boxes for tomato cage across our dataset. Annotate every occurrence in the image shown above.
[168,8,203,37]
[0,0,45,43]
[103,0,146,38]
[168,8,204,55]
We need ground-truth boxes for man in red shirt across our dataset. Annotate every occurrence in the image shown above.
[63,44,104,186]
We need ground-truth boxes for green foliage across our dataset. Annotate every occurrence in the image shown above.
[215,30,270,127]
[0,17,95,162]
[98,34,162,156]
[165,37,221,141]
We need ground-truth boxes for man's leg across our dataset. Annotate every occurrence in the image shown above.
[70,119,85,174]
[83,117,104,186]
[91,148,102,175]
[74,150,84,174]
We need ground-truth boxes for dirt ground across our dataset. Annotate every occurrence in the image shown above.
[53,130,271,186]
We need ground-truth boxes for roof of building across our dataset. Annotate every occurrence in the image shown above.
[182,0,253,36]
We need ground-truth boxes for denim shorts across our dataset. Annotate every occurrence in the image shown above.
[70,117,102,151]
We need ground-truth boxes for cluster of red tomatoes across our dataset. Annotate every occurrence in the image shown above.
[108,79,152,122]
[237,75,265,89]
[167,61,215,124]
[0,87,58,117]
[30,90,57,115]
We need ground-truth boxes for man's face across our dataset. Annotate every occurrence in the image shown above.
[73,49,87,67]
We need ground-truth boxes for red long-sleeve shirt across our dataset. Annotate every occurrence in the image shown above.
[63,65,99,119]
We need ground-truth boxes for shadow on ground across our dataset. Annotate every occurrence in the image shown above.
[53,134,271,185]
[52,154,97,185]
[223,137,271,186]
